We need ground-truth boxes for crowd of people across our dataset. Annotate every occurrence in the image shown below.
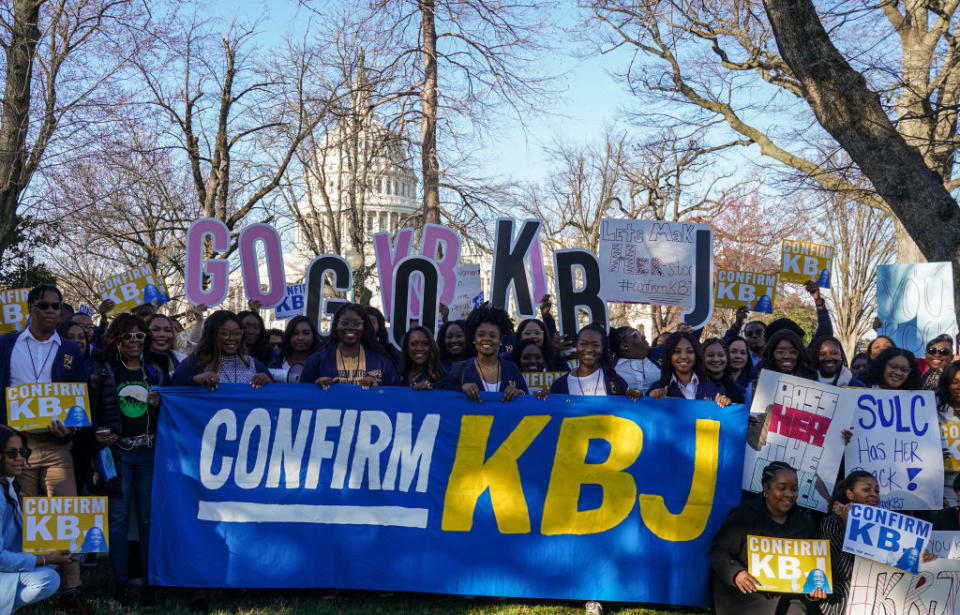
[0,281,959,615]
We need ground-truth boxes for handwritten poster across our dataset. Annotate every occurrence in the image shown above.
[842,504,931,573]
[274,283,306,320]
[744,371,853,511]
[95,265,170,315]
[780,240,833,288]
[5,382,92,431]
[597,219,700,307]
[927,531,960,560]
[846,556,960,615]
[714,270,776,313]
[877,262,958,358]
[747,535,832,594]
[0,288,29,334]
[449,264,483,321]
[843,388,943,510]
[22,497,109,554]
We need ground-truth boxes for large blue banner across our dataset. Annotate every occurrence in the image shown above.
[150,384,746,606]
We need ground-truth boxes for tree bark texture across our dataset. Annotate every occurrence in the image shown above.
[420,0,440,225]
[0,0,42,256]
[762,0,960,320]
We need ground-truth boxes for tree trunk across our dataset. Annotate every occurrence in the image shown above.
[0,0,42,257]
[420,0,440,225]
[893,219,925,264]
[762,0,960,323]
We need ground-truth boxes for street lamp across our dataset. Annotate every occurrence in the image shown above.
[344,245,362,302]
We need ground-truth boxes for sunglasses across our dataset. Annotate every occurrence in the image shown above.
[928,347,952,357]
[121,332,147,342]
[32,301,61,311]
[2,447,30,460]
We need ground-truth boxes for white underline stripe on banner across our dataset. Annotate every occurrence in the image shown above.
[196,501,429,528]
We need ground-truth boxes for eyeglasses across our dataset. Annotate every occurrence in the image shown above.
[1,447,30,460]
[218,329,243,339]
[32,301,61,311]
[774,349,799,358]
[121,332,146,342]
[338,319,364,330]
[886,365,911,374]
[928,347,952,357]
[78,324,95,331]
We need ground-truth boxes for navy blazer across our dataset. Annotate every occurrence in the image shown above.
[648,376,722,401]
[300,346,399,386]
[550,367,628,396]
[170,354,270,385]
[0,331,87,424]
[439,358,529,394]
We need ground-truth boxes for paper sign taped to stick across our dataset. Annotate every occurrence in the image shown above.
[714,270,776,313]
[743,371,853,511]
[780,240,832,288]
[877,262,959,358]
[22,497,108,553]
[927,531,960,560]
[846,556,960,615]
[0,288,29,334]
[274,284,306,320]
[842,503,931,573]
[523,372,566,393]
[449,264,483,321]
[95,265,169,315]
[5,383,91,431]
[843,388,943,510]
[746,535,832,594]
[597,219,698,307]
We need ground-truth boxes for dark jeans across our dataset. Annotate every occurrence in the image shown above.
[108,446,154,586]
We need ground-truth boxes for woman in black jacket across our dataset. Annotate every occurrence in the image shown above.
[709,461,826,615]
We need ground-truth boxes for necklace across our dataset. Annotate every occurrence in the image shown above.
[25,337,56,382]
[475,358,501,392]
[574,367,603,395]
[337,346,364,383]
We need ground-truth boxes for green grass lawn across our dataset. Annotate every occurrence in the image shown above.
[32,558,708,615]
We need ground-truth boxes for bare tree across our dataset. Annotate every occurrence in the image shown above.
[0,0,148,260]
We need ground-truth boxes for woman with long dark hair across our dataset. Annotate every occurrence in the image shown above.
[268,316,321,383]
[865,347,921,391]
[398,326,445,389]
[746,330,816,403]
[301,303,398,389]
[437,319,472,370]
[145,313,182,377]
[510,319,568,372]
[440,306,527,402]
[171,310,272,388]
[938,361,960,506]
[701,338,746,404]
[727,336,753,391]
[647,332,730,405]
[364,306,401,368]
[0,426,68,615]
[236,309,275,365]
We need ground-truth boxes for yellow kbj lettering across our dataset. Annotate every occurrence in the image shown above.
[441,415,550,534]
[638,419,720,541]
[540,415,643,535]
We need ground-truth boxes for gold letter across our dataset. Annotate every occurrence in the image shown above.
[638,419,720,541]
[540,415,643,535]
[442,415,550,533]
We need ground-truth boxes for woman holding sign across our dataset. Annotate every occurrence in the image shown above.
[171,310,273,388]
[544,325,641,398]
[701,338,746,404]
[300,303,398,389]
[440,305,527,402]
[267,316,321,383]
[709,461,825,614]
[646,332,730,406]
[864,347,921,391]
[437,320,472,371]
[810,336,865,387]
[398,326,446,389]
[0,425,70,615]
[747,330,816,403]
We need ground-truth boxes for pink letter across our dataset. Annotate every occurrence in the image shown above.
[421,224,462,306]
[527,235,548,304]
[185,218,230,307]
[238,224,287,308]
[374,229,415,317]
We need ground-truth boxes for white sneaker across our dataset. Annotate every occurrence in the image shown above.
[585,601,603,615]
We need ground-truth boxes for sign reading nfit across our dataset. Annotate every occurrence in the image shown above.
[780,240,833,288]
[747,536,832,594]
[151,385,747,605]
[22,496,108,554]
[714,270,776,313]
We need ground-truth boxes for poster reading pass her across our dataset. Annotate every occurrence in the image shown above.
[746,535,832,594]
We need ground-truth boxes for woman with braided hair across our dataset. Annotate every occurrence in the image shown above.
[709,461,825,615]
[0,425,69,615]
